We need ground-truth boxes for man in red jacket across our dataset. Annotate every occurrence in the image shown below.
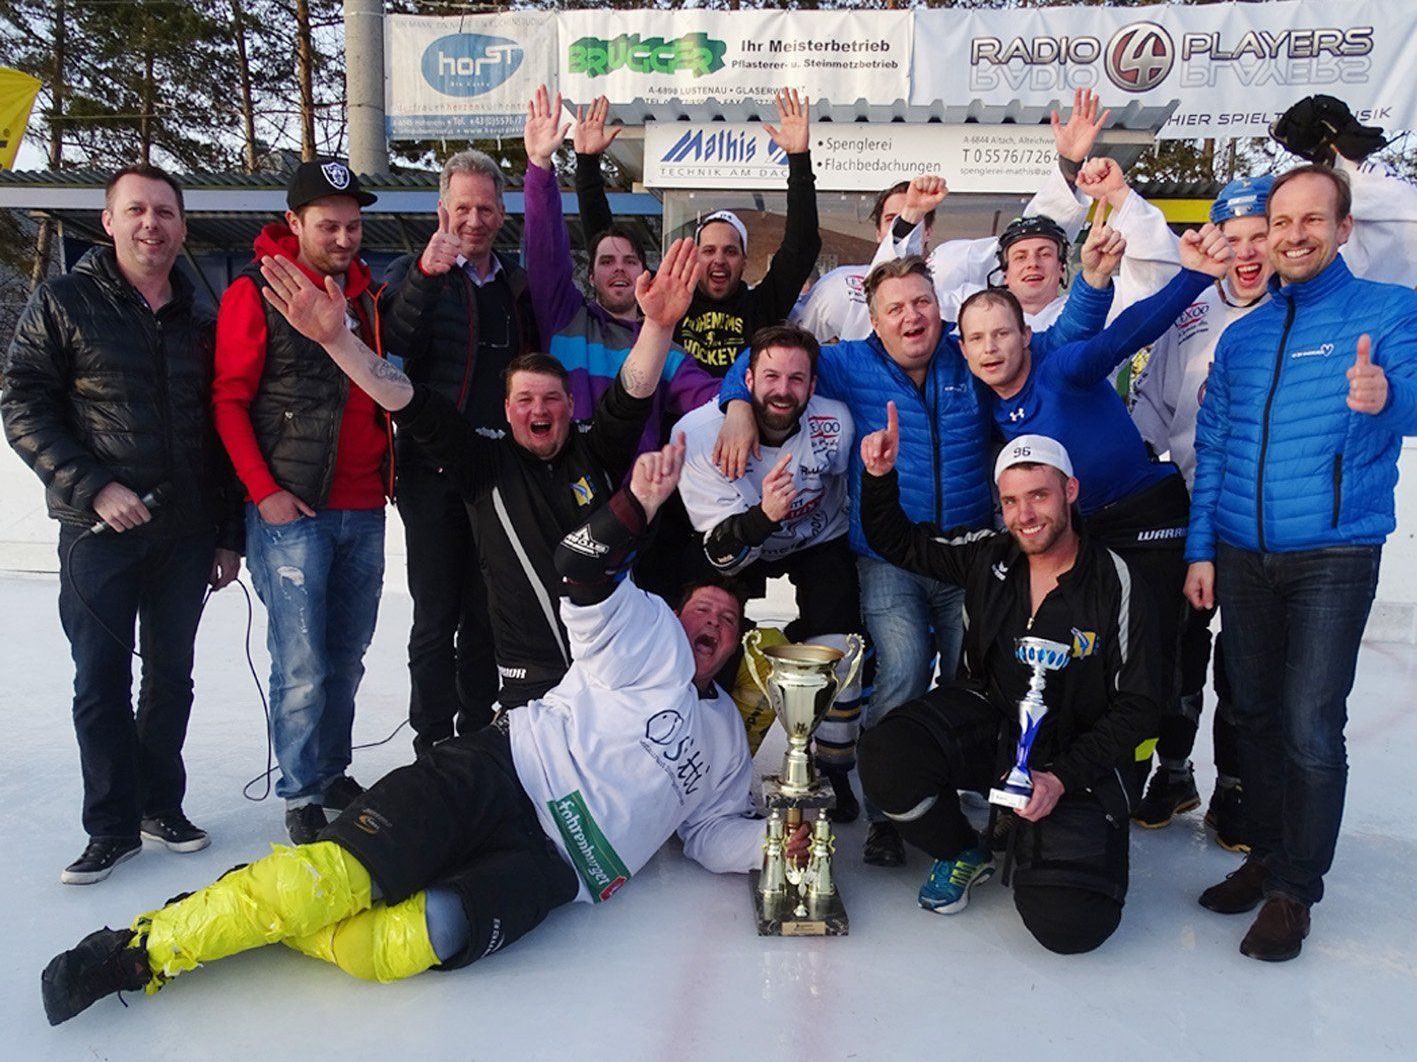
[212,159,392,845]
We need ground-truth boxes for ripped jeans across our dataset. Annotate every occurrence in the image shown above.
[246,504,385,805]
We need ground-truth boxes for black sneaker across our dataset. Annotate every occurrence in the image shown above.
[863,821,906,867]
[822,767,861,825]
[322,775,365,812]
[285,804,329,845]
[1133,764,1201,828]
[60,838,141,885]
[140,812,210,853]
[41,927,150,1025]
[1204,783,1250,853]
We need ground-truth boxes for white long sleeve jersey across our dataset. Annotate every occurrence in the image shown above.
[508,577,763,904]
[676,395,854,572]
[870,170,1182,329]
[1129,158,1417,488]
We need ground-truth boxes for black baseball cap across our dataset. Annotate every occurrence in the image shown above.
[286,158,378,211]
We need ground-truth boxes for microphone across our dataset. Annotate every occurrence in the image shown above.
[88,484,170,535]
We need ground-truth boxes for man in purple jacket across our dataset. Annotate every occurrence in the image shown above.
[522,87,720,455]
[523,87,721,595]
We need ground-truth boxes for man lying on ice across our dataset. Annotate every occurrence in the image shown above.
[41,255,806,1027]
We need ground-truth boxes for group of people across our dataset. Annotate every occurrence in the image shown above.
[8,86,1417,1027]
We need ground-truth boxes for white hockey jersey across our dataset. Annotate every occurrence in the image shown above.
[676,394,854,573]
[508,577,763,904]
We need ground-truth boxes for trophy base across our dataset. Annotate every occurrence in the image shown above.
[750,871,848,936]
[988,785,1031,810]
[759,775,834,812]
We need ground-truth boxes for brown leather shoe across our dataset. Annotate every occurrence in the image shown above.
[1198,857,1268,914]
[1240,896,1310,962]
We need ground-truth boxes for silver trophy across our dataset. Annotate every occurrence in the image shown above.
[744,631,864,936]
[989,636,1071,810]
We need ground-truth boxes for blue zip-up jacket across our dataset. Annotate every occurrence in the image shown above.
[1187,255,1417,562]
[990,268,1212,514]
[720,277,1114,557]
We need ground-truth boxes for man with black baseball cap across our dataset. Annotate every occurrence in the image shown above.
[212,156,392,845]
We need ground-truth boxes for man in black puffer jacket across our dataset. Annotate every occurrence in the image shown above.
[2,164,243,886]
[379,149,540,756]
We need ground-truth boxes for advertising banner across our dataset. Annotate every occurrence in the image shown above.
[557,7,911,108]
[644,122,1057,194]
[0,67,41,170]
[910,0,1417,140]
[384,13,557,138]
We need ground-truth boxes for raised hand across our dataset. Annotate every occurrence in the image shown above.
[524,84,570,169]
[629,433,687,523]
[859,401,900,477]
[1080,222,1126,286]
[420,202,461,276]
[764,88,810,156]
[260,255,347,346]
[1050,87,1111,163]
[635,237,701,329]
[573,95,622,156]
[1075,156,1127,203]
[759,452,798,523]
[902,175,948,225]
[1347,333,1388,414]
[1178,222,1234,279]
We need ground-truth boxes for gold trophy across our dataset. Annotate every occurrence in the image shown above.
[744,630,864,936]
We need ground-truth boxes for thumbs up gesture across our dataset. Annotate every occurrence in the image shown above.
[420,202,461,276]
[1347,334,1388,415]
[860,401,900,476]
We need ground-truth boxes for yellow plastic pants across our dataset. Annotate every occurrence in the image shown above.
[282,891,440,982]
[134,841,428,991]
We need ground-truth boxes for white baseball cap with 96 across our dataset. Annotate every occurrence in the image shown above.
[994,434,1074,484]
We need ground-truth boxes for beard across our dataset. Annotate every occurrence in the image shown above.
[752,394,805,435]
[1009,515,1068,556]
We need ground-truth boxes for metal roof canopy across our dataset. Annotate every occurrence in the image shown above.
[0,172,663,255]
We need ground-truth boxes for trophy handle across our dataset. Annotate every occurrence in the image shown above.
[742,630,782,715]
[821,632,865,707]
[839,633,865,698]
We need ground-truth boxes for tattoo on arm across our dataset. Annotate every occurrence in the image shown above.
[370,356,410,387]
[620,362,653,397]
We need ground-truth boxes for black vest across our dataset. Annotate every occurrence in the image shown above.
[237,262,387,507]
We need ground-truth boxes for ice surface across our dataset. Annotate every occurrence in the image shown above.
[3,572,1413,1061]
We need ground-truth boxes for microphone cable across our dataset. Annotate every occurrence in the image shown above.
[61,522,410,803]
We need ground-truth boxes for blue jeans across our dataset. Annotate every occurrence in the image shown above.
[246,506,385,805]
[1217,542,1381,905]
[57,523,216,839]
[857,554,966,821]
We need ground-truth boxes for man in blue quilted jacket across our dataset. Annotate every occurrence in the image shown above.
[1183,164,1417,962]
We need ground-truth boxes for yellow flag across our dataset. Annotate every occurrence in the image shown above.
[0,67,42,171]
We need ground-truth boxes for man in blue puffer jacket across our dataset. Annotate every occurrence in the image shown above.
[1183,164,1417,963]
[717,254,1114,864]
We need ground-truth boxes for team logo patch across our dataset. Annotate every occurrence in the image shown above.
[571,475,595,506]
[1071,628,1099,658]
[321,161,352,190]
[562,526,607,558]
